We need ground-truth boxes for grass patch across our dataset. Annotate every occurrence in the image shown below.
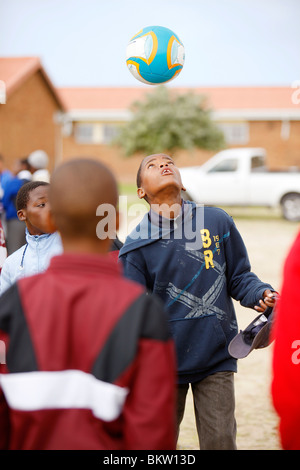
[118,182,137,197]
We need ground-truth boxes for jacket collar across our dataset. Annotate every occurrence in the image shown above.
[25,228,54,244]
[119,200,196,257]
[48,251,122,276]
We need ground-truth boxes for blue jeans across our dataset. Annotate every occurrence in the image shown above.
[177,371,237,450]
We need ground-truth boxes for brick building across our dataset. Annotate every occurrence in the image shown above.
[57,86,300,181]
[0,57,65,172]
[1,57,300,182]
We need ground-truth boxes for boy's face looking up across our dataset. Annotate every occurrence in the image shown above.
[137,154,185,203]
[17,185,54,236]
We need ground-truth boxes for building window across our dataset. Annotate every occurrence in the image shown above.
[75,123,96,144]
[102,125,120,144]
[281,120,290,140]
[217,122,249,145]
[74,123,119,144]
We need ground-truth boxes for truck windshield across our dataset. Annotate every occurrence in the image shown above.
[208,158,238,173]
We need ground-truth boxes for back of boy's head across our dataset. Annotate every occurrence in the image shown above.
[49,158,118,240]
[16,181,49,211]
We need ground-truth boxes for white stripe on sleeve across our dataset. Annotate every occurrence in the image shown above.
[0,370,129,422]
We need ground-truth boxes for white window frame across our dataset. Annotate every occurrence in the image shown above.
[74,123,119,144]
[75,123,98,144]
[217,122,249,145]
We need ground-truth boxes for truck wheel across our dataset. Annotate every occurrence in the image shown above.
[281,193,300,221]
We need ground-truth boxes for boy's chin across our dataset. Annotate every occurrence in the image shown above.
[157,180,183,194]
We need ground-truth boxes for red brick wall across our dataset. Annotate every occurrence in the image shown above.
[247,121,300,169]
[0,70,61,172]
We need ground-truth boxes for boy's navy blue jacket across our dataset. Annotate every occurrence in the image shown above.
[119,201,274,384]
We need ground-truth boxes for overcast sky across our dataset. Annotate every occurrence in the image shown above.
[0,0,299,88]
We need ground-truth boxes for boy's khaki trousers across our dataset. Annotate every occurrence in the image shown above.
[177,371,237,450]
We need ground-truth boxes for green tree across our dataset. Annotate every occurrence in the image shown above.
[114,86,225,156]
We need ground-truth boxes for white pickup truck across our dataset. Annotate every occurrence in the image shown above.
[179,148,300,221]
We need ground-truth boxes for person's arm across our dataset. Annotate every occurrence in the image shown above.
[225,220,275,309]
[119,252,150,288]
[272,231,300,449]
[0,221,7,274]
[122,294,176,450]
[0,335,9,450]
[0,260,12,295]
[0,386,9,449]
[0,288,13,449]
[254,290,277,312]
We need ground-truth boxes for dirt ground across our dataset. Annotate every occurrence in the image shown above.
[175,209,299,450]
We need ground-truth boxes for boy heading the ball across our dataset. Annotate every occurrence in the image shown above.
[119,153,276,450]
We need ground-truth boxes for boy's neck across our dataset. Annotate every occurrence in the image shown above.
[61,237,111,255]
[148,191,183,219]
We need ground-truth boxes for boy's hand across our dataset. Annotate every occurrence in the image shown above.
[254,289,277,312]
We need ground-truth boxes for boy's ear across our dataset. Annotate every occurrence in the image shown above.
[137,187,146,199]
[17,209,26,222]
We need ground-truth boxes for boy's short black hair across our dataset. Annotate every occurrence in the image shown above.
[16,181,49,211]
[136,162,143,188]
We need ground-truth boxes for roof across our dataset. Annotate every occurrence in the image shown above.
[0,57,65,110]
[57,85,300,122]
[57,86,297,111]
[1,56,298,120]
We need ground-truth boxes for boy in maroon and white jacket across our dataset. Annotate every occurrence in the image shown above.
[0,158,176,450]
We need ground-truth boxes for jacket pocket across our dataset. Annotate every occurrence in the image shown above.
[169,315,227,374]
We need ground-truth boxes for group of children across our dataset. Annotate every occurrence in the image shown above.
[0,153,295,450]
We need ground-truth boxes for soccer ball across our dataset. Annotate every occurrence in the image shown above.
[126,26,185,85]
